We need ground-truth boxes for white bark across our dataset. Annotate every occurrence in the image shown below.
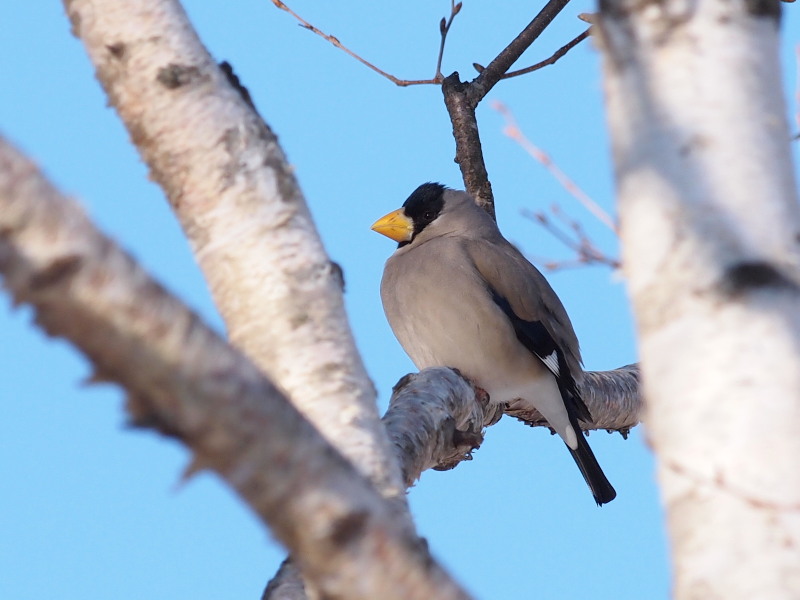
[597,0,800,597]
[0,134,473,600]
[62,0,404,501]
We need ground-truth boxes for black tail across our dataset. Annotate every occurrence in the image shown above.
[567,431,616,506]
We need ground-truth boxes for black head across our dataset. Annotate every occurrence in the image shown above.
[400,182,448,246]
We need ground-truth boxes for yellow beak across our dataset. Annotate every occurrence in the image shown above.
[370,208,414,243]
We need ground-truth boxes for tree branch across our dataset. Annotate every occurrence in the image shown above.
[442,73,496,217]
[382,369,502,487]
[506,365,641,434]
[435,1,463,81]
[64,0,406,505]
[469,0,572,103]
[442,0,573,215]
[0,134,473,600]
[494,28,590,80]
[386,365,641,484]
[494,100,617,233]
[270,0,438,87]
[265,364,641,598]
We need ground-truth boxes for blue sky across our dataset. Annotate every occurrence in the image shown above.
[1,2,797,599]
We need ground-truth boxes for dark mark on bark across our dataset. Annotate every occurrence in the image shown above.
[29,255,82,290]
[156,64,202,89]
[721,260,798,298]
[330,511,369,547]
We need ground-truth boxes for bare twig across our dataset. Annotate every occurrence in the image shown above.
[500,28,590,79]
[270,0,437,87]
[493,100,618,233]
[435,1,463,81]
[473,28,590,80]
[528,257,596,271]
[522,208,620,269]
[526,209,584,251]
[469,0,572,102]
[551,204,620,267]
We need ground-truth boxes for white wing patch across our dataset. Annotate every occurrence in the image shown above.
[540,351,560,377]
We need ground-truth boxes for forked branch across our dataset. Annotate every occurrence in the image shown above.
[473,27,591,80]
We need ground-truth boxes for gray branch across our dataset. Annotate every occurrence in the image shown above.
[265,364,642,599]
[506,364,642,434]
[385,365,642,485]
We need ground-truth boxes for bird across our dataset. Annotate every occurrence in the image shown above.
[371,182,616,505]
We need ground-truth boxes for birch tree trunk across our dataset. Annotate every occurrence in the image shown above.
[597,0,800,597]
[62,0,406,505]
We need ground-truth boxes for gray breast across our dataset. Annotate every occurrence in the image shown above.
[380,238,525,386]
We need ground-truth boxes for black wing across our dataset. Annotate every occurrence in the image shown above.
[490,290,592,424]
[492,290,616,504]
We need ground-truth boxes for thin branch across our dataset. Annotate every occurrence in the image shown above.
[493,100,618,233]
[269,0,579,215]
[526,209,586,252]
[435,1,463,81]
[500,28,590,79]
[469,0,572,102]
[522,208,620,269]
[270,0,437,87]
[550,204,620,266]
[473,28,590,80]
[528,257,598,271]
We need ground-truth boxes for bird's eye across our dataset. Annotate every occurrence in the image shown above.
[423,211,434,220]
